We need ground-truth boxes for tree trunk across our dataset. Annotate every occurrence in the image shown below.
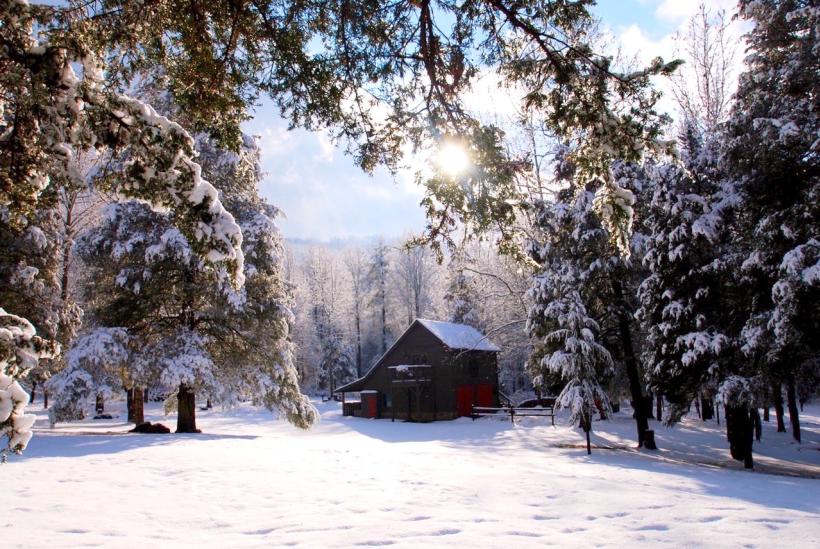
[581,413,592,455]
[380,284,388,355]
[612,280,654,449]
[132,387,144,425]
[786,375,801,443]
[701,396,714,420]
[694,396,701,419]
[127,388,134,422]
[725,404,754,470]
[655,393,663,422]
[752,408,762,442]
[176,384,199,433]
[43,389,49,409]
[30,381,37,405]
[355,308,363,378]
[645,390,655,420]
[763,406,769,422]
[95,394,104,414]
[772,379,786,432]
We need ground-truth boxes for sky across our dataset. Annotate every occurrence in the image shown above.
[243,0,742,243]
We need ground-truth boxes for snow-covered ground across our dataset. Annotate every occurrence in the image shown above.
[6,400,820,548]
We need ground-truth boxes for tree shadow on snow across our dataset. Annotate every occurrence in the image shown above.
[583,448,820,514]
[16,430,258,460]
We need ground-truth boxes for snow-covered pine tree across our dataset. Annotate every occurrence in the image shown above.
[636,125,769,467]
[528,262,613,455]
[527,186,616,453]
[57,135,316,432]
[47,327,130,424]
[1,2,244,454]
[0,202,83,410]
[636,150,738,423]
[527,150,657,448]
[723,0,819,444]
[0,310,58,459]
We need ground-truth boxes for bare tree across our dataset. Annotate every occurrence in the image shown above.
[344,248,368,377]
[367,240,391,355]
[392,243,439,326]
[670,5,737,135]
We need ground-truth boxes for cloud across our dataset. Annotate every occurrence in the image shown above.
[655,0,738,22]
[314,131,335,163]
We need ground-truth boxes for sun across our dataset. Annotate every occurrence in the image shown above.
[436,142,470,177]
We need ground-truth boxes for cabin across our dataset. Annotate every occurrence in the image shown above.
[336,319,501,421]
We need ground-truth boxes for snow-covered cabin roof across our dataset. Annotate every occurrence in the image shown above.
[416,319,500,352]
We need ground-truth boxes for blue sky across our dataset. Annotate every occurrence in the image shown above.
[244,0,739,242]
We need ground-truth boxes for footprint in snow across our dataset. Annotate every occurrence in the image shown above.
[431,528,461,536]
[698,516,723,523]
[636,524,670,532]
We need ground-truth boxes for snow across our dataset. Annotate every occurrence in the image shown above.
[5,399,819,547]
[417,319,500,352]
[389,365,433,373]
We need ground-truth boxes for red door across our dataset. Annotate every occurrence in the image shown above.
[456,385,473,417]
[362,392,378,418]
[476,383,494,407]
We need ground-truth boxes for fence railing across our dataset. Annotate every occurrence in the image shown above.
[471,404,555,425]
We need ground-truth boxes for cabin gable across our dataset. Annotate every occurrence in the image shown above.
[337,319,500,421]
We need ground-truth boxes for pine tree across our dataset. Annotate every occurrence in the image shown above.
[723,0,819,444]
[636,152,740,422]
[52,135,316,432]
[1,2,244,452]
[527,152,657,448]
[47,328,130,424]
[528,263,613,455]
